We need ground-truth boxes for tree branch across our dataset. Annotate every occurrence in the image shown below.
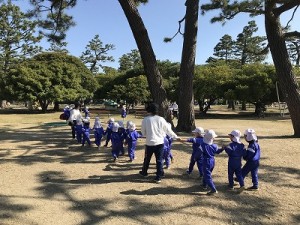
[285,5,299,29]
[284,31,300,39]
[164,16,185,42]
[273,0,300,17]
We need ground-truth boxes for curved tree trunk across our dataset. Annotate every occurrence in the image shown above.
[265,2,300,137]
[176,0,198,132]
[118,0,171,121]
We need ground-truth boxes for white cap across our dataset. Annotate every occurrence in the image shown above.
[76,118,82,125]
[192,127,205,135]
[203,129,217,145]
[94,117,102,128]
[117,120,124,128]
[126,120,134,129]
[108,117,115,123]
[229,130,241,143]
[244,128,257,142]
[128,123,136,131]
[82,118,90,124]
[112,122,120,132]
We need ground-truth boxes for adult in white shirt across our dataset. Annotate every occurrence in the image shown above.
[139,103,179,183]
[172,102,178,118]
[67,102,82,139]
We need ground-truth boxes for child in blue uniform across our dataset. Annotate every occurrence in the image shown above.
[182,127,205,177]
[83,106,90,118]
[121,105,127,120]
[200,130,223,195]
[75,118,83,144]
[242,129,261,190]
[125,123,142,162]
[82,117,91,147]
[111,122,123,161]
[117,121,126,156]
[223,130,246,191]
[93,117,105,150]
[63,105,70,120]
[163,134,173,169]
[104,118,114,147]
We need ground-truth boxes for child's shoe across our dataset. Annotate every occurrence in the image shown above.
[154,177,161,183]
[247,186,259,191]
[228,185,234,191]
[139,171,148,177]
[207,190,218,195]
[237,186,245,193]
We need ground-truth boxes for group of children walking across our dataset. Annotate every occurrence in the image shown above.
[62,104,260,195]
[63,104,143,162]
[181,127,261,195]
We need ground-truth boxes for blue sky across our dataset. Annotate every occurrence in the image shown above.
[13,0,300,69]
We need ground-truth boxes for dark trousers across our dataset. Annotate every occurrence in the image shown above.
[71,120,77,139]
[141,144,164,179]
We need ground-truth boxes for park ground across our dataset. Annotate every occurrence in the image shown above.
[0,105,299,225]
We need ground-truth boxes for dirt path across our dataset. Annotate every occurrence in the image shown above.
[0,111,299,225]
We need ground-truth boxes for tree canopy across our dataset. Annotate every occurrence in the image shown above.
[8,52,98,111]
[0,0,42,100]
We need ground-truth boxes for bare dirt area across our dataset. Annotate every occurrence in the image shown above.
[0,106,299,225]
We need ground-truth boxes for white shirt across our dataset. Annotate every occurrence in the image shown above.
[141,115,178,146]
[68,108,82,122]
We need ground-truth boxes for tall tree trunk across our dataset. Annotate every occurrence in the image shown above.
[241,101,246,110]
[118,0,171,120]
[265,2,300,137]
[54,101,60,111]
[176,0,198,132]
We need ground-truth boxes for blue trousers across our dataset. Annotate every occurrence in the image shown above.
[94,133,103,147]
[76,126,82,144]
[188,154,203,176]
[128,141,137,160]
[242,160,259,187]
[228,163,244,187]
[202,158,217,192]
[82,132,91,146]
[141,144,164,179]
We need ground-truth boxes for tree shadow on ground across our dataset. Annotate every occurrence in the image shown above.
[34,171,203,224]
[0,195,32,223]
[35,170,280,225]
[259,164,300,189]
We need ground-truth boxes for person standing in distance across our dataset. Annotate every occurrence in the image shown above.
[139,103,180,183]
[67,102,82,139]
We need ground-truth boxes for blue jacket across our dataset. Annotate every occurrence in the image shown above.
[200,143,222,160]
[225,142,246,166]
[187,137,203,153]
[105,122,114,137]
[244,141,261,162]
[111,132,123,150]
[126,130,142,144]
